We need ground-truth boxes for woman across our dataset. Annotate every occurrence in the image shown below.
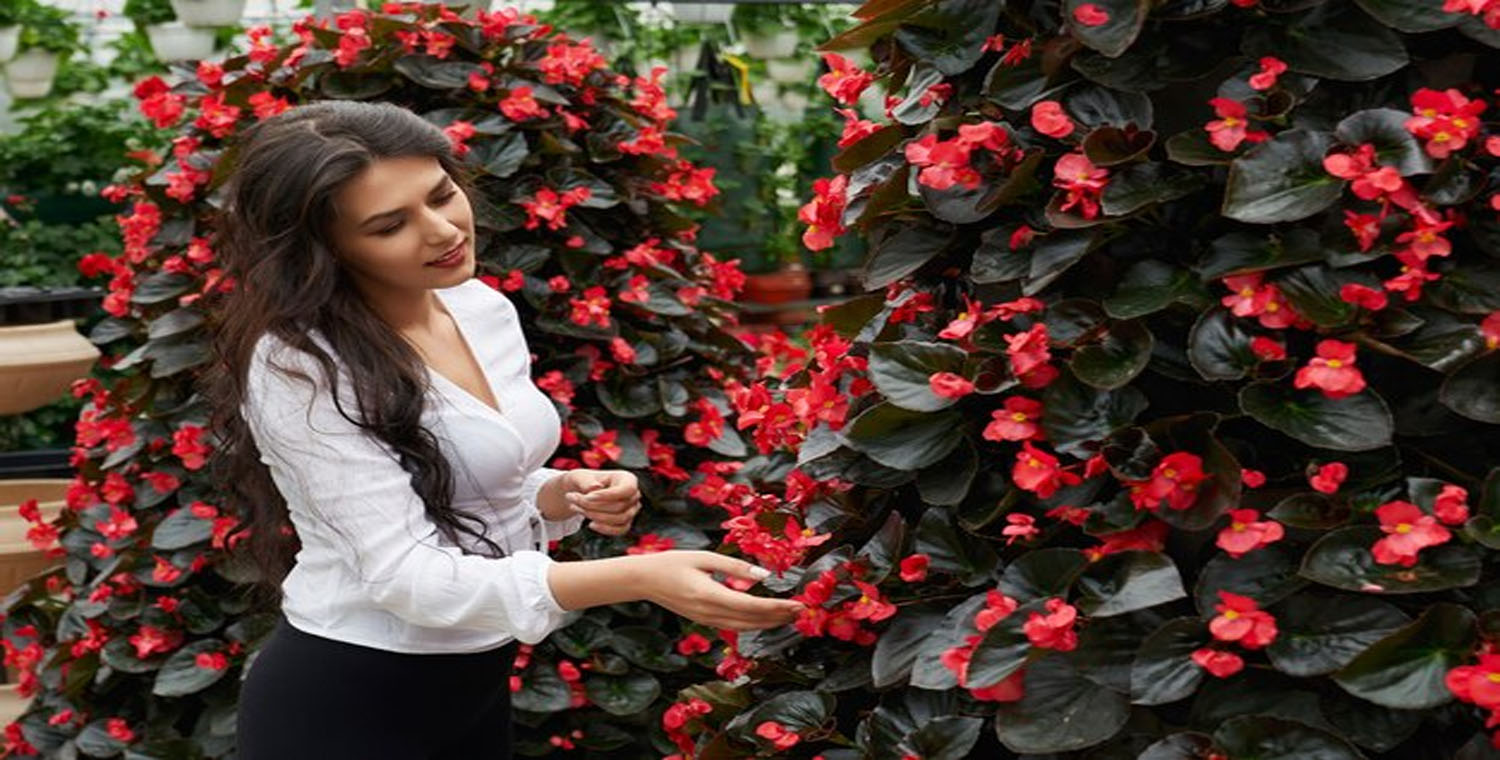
[206,100,802,759]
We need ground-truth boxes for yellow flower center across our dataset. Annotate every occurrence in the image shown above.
[1453,118,1469,129]
[1223,117,1241,127]
[1232,522,1246,531]
[1164,468,1177,479]
[1434,132,1452,143]
[1396,523,1412,534]
[1028,457,1042,468]
[1239,288,1255,298]
[1488,673,1500,683]
[801,528,814,536]
[1223,610,1240,620]
[1326,359,1343,368]
[1265,302,1279,312]
[1012,412,1029,422]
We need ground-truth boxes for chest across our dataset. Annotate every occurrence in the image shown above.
[408,323,502,415]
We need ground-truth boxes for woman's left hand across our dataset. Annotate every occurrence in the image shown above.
[557,469,640,536]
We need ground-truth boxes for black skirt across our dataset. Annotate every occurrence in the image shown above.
[236,614,519,759]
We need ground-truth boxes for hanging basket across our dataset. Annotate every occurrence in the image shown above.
[672,3,734,25]
[2,48,60,99]
[169,0,248,27]
[743,30,799,59]
[0,25,19,63]
[146,21,218,61]
[766,57,816,84]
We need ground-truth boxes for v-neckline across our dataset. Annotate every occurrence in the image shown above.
[428,286,505,418]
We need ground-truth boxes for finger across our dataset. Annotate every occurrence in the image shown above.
[701,553,774,584]
[580,496,641,516]
[577,482,636,504]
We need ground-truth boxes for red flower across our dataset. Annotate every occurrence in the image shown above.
[1339,283,1388,311]
[676,633,712,656]
[1216,509,1284,558]
[817,53,875,105]
[984,397,1044,442]
[1072,3,1111,25]
[1447,653,1500,713]
[929,372,975,399]
[755,720,801,751]
[1030,100,1075,138]
[1003,513,1040,546]
[904,134,981,190]
[1023,598,1079,651]
[568,285,613,328]
[975,590,1020,632]
[1294,340,1367,399]
[1343,210,1383,251]
[1248,56,1287,91]
[835,107,881,148]
[1324,143,1404,200]
[1434,483,1470,525]
[1249,336,1286,361]
[1483,310,1500,350]
[1005,323,1052,378]
[105,717,135,743]
[1396,215,1455,262]
[1013,442,1082,498]
[1405,87,1487,159]
[799,174,849,252]
[1372,500,1451,567]
[969,668,1027,702]
[1130,452,1208,511]
[1209,591,1278,649]
[1205,98,1269,152]
[899,553,930,582]
[1309,462,1348,494]
[1192,648,1245,678]
[1241,469,1267,488]
[1052,153,1110,219]
[500,85,549,121]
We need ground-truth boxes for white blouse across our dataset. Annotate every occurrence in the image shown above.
[240,276,585,654]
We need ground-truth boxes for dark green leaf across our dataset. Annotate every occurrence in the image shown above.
[1041,370,1150,458]
[1243,2,1410,81]
[152,639,229,697]
[1063,0,1151,57]
[993,655,1130,753]
[1222,130,1343,223]
[1201,228,1332,280]
[1269,493,1352,530]
[872,606,945,689]
[999,548,1089,603]
[1187,307,1258,381]
[867,341,969,412]
[1131,617,1209,705]
[1195,544,1308,615]
[1099,162,1207,217]
[1335,108,1435,175]
[1213,715,1365,760]
[1076,551,1187,617]
[584,672,661,716]
[1440,352,1500,424]
[1103,260,1201,320]
[1300,526,1482,594]
[1071,319,1154,390]
[1332,602,1475,709]
[1268,593,1410,677]
[844,403,966,470]
[864,223,950,290]
[1239,382,1395,452]
[1352,0,1462,32]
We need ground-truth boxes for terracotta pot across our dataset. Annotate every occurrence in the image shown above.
[0,319,100,415]
[742,266,813,306]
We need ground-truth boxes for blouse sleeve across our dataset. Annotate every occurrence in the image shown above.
[243,334,576,644]
[519,466,586,544]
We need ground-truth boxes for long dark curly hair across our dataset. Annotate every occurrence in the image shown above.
[200,100,504,614]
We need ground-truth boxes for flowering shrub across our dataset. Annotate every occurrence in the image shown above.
[0,4,758,757]
[661,0,1500,757]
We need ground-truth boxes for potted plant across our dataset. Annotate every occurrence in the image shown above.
[733,4,800,59]
[168,0,248,27]
[127,0,216,61]
[0,3,20,63]
[671,1,733,26]
[4,0,78,100]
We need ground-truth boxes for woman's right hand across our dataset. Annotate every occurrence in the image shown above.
[634,550,803,631]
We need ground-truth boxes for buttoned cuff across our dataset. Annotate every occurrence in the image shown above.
[508,550,580,644]
[521,466,586,544]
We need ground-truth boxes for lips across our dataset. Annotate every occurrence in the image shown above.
[427,240,464,265]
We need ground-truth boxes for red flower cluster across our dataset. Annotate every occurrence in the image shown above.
[1126,451,1208,512]
[1371,500,1452,567]
[1447,653,1500,749]
[791,567,895,644]
[1215,509,1284,559]
[1194,591,1279,678]
[1052,153,1110,219]
[1205,98,1269,152]
[1293,340,1367,399]
[1405,87,1488,158]
[1219,273,1302,329]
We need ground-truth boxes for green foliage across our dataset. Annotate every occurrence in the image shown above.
[669,0,1500,758]
[122,0,177,27]
[15,0,80,55]
[0,216,121,288]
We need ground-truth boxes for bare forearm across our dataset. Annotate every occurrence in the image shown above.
[545,554,649,611]
[535,472,573,522]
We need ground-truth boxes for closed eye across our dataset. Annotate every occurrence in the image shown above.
[373,190,460,235]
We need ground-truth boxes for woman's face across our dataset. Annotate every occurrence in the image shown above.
[327,154,475,295]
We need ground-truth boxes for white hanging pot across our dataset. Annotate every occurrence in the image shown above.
[766,57,815,84]
[671,3,733,25]
[146,22,218,61]
[750,77,779,109]
[3,48,60,99]
[670,45,702,76]
[743,30,799,60]
[169,0,248,27]
[0,26,20,63]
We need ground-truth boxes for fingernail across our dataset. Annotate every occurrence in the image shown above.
[750,566,771,580]
[570,504,586,515]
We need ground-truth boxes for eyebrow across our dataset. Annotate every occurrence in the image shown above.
[358,175,453,228]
